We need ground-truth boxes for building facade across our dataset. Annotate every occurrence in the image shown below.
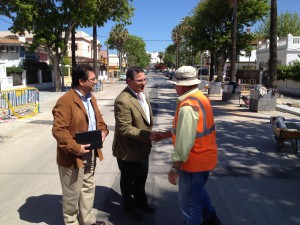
[256,34,300,69]
[0,30,107,90]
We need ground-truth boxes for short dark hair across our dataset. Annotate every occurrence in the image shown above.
[126,67,144,83]
[71,64,95,87]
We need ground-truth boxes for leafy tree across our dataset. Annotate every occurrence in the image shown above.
[185,0,269,81]
[164,45,176,68]
[171,17,194,69]
[107,23,129,74]
[171,25,183,69]
[255,11,300,39]
[0,0,134,91]
[82,0,134,75]
[158,52,164,63]
[124,35,150,68]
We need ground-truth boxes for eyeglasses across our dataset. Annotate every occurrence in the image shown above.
[87,77,97,83]
[134,78,146,83]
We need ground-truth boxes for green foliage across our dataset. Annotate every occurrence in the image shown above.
[22,59,51,71]
[256,11,300,39]
[277,61,300,81]
[107,23,129,52]
[164,45,176,68]
[124,34,150,68]
[0,0,134,91]
[188,0,269,53]
[62,56,71,66]
[6,67,23,74]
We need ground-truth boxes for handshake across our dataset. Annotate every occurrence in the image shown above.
[150,130,172,142]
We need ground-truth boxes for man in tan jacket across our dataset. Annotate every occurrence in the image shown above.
[52,64,108,225]
[113,67,157,221]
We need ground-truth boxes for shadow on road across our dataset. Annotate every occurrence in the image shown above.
[18,194,64,225]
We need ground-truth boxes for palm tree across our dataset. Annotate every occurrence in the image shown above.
[269,0,277,89]
[171,26,182,69]
[171,17,194,69]
[93,24,98,76]
[229,0,238,82]
[107,24,129,75]
[158,52,164,63]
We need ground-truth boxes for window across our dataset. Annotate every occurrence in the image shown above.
[69,43,78,51]
[9,46,18,53]
[0,46,7,53]
[245,51,251,57]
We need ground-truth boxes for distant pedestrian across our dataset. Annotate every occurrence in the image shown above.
[112,66,157,221]
[154,66,222,225]
[52,64,108,225]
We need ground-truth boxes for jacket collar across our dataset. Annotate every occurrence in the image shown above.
[125,87,152,125]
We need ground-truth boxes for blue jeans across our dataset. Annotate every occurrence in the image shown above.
[178,171,216,225]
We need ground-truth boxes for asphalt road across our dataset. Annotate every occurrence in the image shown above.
[0,72,299,225]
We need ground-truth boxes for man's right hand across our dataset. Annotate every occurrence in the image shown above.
[150,131,172,142]
[75,144,91,156]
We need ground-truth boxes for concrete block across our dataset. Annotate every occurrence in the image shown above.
[222,92,241,101]
[209,82,222,95]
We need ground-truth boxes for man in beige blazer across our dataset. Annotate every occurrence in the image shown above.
[113,67,156,221]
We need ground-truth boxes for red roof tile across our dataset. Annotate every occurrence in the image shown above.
[0,37,23,45]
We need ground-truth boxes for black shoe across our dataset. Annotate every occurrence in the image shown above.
[124,209,142,221]
[201,214,223,225]
[92,221,105,225]
[137,203,155,212]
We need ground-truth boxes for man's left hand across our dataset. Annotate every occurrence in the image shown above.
[168,171,179,185]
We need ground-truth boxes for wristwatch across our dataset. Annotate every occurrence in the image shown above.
[170,167,179,174]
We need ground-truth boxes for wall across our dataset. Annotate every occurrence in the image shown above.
[277,79,300,96]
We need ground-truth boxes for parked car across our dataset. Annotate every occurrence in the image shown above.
[119,73,126,81]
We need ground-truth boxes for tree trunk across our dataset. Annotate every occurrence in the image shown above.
[217,57,224,82]
[230,0,238,82]
[209,53,215,82]
[51,55,62,91]
[71,28,76,68]
[269,0,277,89]
[93,24,98,77]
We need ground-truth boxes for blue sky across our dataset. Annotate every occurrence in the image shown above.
[0,0,300,53]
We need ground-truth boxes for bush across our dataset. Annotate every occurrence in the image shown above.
[277,61,300,81]
[6,67,23,74]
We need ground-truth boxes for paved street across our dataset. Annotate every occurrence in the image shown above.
[0,72,299,225]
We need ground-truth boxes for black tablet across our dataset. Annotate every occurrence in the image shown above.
[75,130,102,150]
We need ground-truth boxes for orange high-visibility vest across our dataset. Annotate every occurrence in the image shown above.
[172,91,217,172]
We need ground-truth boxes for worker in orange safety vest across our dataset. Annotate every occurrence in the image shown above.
[152,66,222,225]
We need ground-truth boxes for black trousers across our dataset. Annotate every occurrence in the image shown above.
[117,158,149,211]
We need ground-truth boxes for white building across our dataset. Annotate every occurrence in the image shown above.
[0,32,50,90]
[108,54,120,77]
[0,30,106,89]
[224,41,258,74]
[256,34,300,69]
[147,51,162,69]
